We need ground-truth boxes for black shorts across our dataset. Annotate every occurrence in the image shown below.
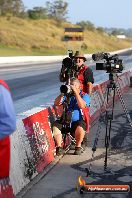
[53,119,86,135]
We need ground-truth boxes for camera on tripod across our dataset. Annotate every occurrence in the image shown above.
[59,50,79,95]
[92,52,124,73]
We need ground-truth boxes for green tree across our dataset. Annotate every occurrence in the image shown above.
[12,0,25,16]
[111,29,122,36]
[96,27,105,34]
[76,20,95,31]
[46,0,68,21]
[0,0,12,15]
[0,0,24,16]
[28,7,48,19]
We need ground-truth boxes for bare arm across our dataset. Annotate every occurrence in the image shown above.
[84,67,94,95]
[74,92,86,109]
[87,82,93,96]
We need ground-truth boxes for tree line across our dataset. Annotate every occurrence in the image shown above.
[0,0,97,30]
[0,0,68,21]
[0,0,100,31]
[0,0,24,17]
[0,0,130,36]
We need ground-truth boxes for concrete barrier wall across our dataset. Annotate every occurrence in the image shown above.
[0,55,66,65]
[0,48,131,65]
[3,70,130,196]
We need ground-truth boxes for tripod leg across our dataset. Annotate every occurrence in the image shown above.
[62,126,70,149]
[104,84,116,170]
[104,142,108,170]
[104,87,110,170]
[104,120,110,170]
[108,87,116,141]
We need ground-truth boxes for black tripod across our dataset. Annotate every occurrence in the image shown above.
[86,72,132,176]
[104,72,132,169]
[61,92,76,150]
[104,73,119,170]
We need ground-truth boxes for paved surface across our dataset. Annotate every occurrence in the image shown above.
[19,87,132,198]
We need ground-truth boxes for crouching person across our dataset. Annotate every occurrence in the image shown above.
[53,78,90,156]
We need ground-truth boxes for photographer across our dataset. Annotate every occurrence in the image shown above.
[60,52,94,96]
[53,78,90,156]
[74,52,94,96]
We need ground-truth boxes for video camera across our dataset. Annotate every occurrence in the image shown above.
[60,50,79,94]
[92,52,124,73]
[59,50,79,82]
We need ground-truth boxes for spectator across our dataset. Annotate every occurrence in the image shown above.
[74,52,94,96]
[0,80,16,178]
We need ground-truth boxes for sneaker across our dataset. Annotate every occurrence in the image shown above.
[74,147,84,155]
[56,147,64,156]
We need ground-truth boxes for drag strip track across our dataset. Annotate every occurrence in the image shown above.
[0,51,131,114]
[6,71,60,101]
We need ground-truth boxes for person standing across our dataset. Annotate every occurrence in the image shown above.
[60,52,94,96]
[0,79,16,180]
[74,52,94,96]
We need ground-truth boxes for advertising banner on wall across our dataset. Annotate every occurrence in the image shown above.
[23,109,55,173]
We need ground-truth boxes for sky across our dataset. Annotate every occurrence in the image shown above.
[22,0,132,29]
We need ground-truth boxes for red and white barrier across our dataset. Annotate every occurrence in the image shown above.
[0,178,14,198]
[22,108,55,173]
[90,72,131,123]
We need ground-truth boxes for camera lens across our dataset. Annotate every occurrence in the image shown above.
[60,85,68,94]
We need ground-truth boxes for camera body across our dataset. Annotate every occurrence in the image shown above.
[59,50,79,95]
[59,50,79,83]
[92,52,124,73]
[60,84,72,94]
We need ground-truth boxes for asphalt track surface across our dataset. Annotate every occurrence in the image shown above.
[0,51,132,114]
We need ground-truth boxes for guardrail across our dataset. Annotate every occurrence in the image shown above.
[0,70,130,197]
[0,48,131,65]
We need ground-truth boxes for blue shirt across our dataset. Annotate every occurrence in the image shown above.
[0,85,16,140]
[63,92,90,122]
